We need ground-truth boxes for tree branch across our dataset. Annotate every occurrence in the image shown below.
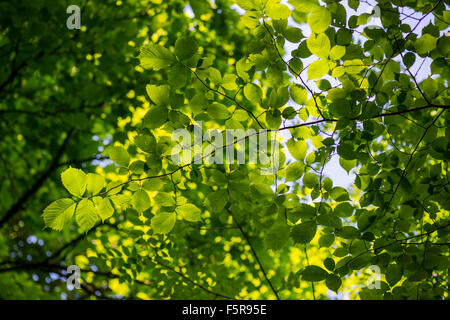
[151,252,236,300]
[226,207,280,300]
[0,128,75,228]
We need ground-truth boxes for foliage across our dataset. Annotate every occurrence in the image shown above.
[0,0,449,300]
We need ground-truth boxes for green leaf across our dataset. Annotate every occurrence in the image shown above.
[92,197,114,222]
[236,58,252,82]
[176,203,201,222]
[151,212,176,234]
[319,234,335,247]
[291,221,317,244]
[330,99,351,118]
[290,84,307,105]
[139,43,176,70]
[205,190,228,213]
[283,27,303,42]
[323,177,333,191]
[296,40,312,58]
[403,52,415,68]
[336,28,352,45]
[330,187,349,201]
[207,102,231,120]
[348,0,359,10]
[236,0,262,11]
[43,198,76,231]
[134,134,156,153]
[271,87,289,108]
[339,157,356,174]
[287,139,307,161]
[336,226,359,239]
[282,106,297,120]
[303,172,318,188]
[146,84,170,106]
[421,76,438,97]
[208,67,222,84]
[76,199,99,231]
[222,74,238,90]
[243,83,262,103]
[175,36,198,60]
[106,146,130,167]
[251,183,274,199]
[265,111,282,129]
[154,192,175,207]
[386,264,402,287]
[305,152,315,164]
[308,7,331,34]
[286,161,305,181]
[61,167,87,198]
[326,274,342,292]
[132,189,151,212]
[334,202,353,217]
[327,88,347,102]
[86,173,105,195]
[109,194,131,210]
[302,265,328,282]
[105,181,122,196]
[266,64,283,86]
[414,34,437,54]
[337,141,356,160]
[129,160,145,174]
[143,106,168,129]
[168,62,190,88]
[288,57,303,74]
[265,223,291,250]
[324,257,335,271]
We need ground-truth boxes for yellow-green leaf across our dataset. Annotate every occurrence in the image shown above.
[243,83,262,103]
[92,197,114,222]
[132,189,151,212]
[286,161,305,181]
[207,102,231,119]
[106,146,130,167]
[76,199,99,231]
[61,167,87,198]
[266,3,291,20]
[146,84,170,106]
[339,157,356,174]
[308,59,329,80]
[290,84,308,105]
[43,198,76,231]
[303,172,318,188]
[343,59,365,74]
[308,7,331,34]
[307,33,330,59]
[330,45,346,60]
[151,212,176,234]
[287,139,307,161]
[414,34,437,54]
[86,173,105,195]
[139,43,176,70]
[176,203,201,222]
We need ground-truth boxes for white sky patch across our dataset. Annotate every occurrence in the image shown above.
[183,4,195,18]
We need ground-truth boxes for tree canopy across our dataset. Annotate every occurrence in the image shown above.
[0,0,449,300]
